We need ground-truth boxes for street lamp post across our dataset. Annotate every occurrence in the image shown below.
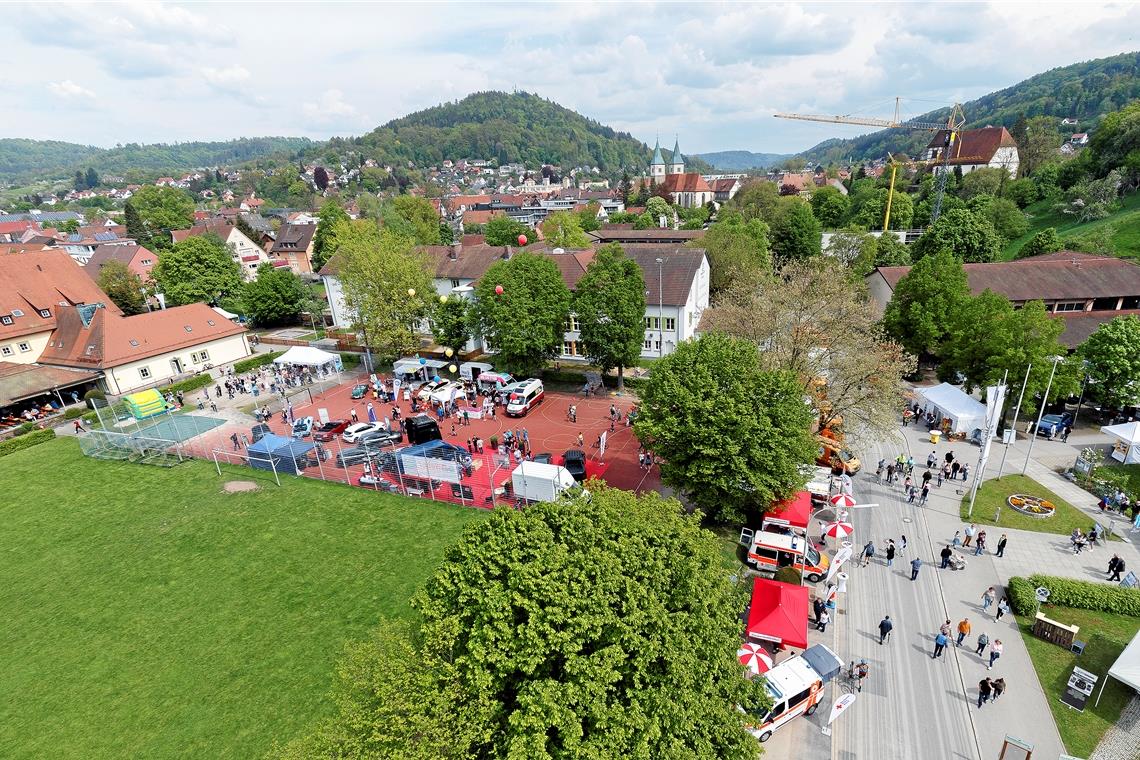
[1022,356,1063,475]
[656,257,665,359]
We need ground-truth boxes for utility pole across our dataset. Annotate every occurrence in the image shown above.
[997,363,1032,479]
[1023,356,1063,475]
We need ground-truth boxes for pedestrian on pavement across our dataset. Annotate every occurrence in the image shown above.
[932,631,949,658]
[73,419,84,433]
[940,545,954,569]
[975,631,990,656]
[907,485,918,503]
[961,463,970,481]
[817,609,830,632]
[974,530,987,556]
[813,596,826,624]
[1108,554,1126,582]
[951,460,961,480]
[1132,511,1140,532]
[953,530,962,547]
[988,639,1003,669]
[878,615,893,644]
[900,534,908,552]
[885,540,896,567]
[350,408,358,423]
[937,467,944,487]
[922,469,933,487]
[230,432,240,451]
[861,540,876,567]
[992,678,1006,701]
[940,619,952,637]
[903,474,913,492]
[927,451,937,469]
[995,598,1009,621]
[977,677,993,708]
[996,534,1008,557]
[956,618,972,647]
[945,450,955,465]
[920,484,930,506]
[910,556,922,581]
[982,586,996,611]
[963,523,976,547]
[577,432,584,447]
[886,463,896,483]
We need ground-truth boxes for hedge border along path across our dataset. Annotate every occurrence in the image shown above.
[0,428,56,458]
[233,351,283,375]
[1008,574,1140,617]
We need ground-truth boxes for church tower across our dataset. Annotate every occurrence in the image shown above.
[668,137,684,174]
[649,137,666,180]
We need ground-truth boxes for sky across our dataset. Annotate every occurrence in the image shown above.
[4,1,1140,155]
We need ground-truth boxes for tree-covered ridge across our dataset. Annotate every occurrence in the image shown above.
[0,136,314,183]
[344,91,708,174]
[798,51,1140,165]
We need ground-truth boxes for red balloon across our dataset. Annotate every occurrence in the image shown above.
[495,284,504,295]
[517,234,528,246]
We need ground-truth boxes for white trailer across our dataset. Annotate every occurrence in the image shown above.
[511,461,578,504]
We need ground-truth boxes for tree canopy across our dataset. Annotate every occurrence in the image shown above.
[911,208,1002,263]
[311,200,349,272]
[483,215,532,247]
[769,200,821,262]
[391,196,444,245]
[335,220,436,361]
[124,185,195,250]
[634,332,817,524]
[242,263,308,326]
[1016,227,1063,259]
[152,233,243,306]
[540,211,591,248]
[572,243,646,387]
[809,185,850,228]
[472,252,572,375]
[696,216,771,295]
[1080,315,1140,410]
[431,295,472,353]
[883,250,972,357]
[96,260,146,315]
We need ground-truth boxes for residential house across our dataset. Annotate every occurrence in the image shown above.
[38,302,250,395]
[711,178,742,203]
[269,223,316,274]
[923,126,1020,178]
[240,194,266,212]
[172,218,271,280]
[1070,133,1090,146]
[866,252,1140,348]
[84,243,158,281]
[62,230,133,267]
[588,227,705,245]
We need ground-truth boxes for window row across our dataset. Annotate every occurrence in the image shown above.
[643,317,676,331]
[0,341,33,356]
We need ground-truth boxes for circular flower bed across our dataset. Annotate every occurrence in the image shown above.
[1007,493,1057,518]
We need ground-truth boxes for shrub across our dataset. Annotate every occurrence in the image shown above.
[774,567,803,586]
[339,352,361,369]
[489,435,499,449]
[1026,574,1140,617]
[233,351,283,374]
[1007,577,1038,616]
[63,408,84,420]
[0,428,56,457]
[84,388,106,401]
[160,372,213,395]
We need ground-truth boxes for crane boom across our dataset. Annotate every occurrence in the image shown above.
[773,112,950,131]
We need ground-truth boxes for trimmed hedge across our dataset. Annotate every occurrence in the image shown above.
[233,351,283,374]
[1011,574,1140,617]
[62,408,84,420]
[0,428,56,457]
[540,367,647,391]
[159,373,213,395]
[1007,577,1038,616]
[339,352,361,369]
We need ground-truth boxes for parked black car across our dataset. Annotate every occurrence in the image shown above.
[562,449,587,482]
[356,429,404,448]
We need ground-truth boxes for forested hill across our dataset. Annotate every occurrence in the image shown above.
[341,91,706,174]
[0,137,314,184]
[694,150,793,170]
[796,51,1140,165]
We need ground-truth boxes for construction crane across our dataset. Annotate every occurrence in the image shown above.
[775,99,968,224]
[882,151,986,230]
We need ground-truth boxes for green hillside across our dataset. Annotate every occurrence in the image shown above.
[694,150,793,170]
[343,91,705,175]
[1002,191,1140,261]
[798,51,1140,165]
[0,137,314,184]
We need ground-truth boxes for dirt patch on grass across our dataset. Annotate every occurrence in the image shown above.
[223,480,260,494]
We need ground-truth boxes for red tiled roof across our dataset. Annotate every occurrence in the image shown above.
[270,224,316,254]
[461,210,504,225]
[711,178,740,192]
[0,251,121,341]
[445,194,492,215]
[926,126,1017,164]
[658,173,713,194]
[0,221,36,235]
[38,302,245,369]
[171,218,234,244]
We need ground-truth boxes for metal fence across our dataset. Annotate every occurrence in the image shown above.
[77,428,185,467]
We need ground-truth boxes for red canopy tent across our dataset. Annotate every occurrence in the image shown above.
[746,577,809,650]
[761,491,812,533]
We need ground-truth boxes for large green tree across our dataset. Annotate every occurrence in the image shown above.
[992,301,1078,417]
[634,332,817,524]
[1080,315,1140,409]
[335,220,435,361]
[540,211,591,248]
[883,250,972,357]
[1018,116,1063,178]
[279,487,770,759]
[873,233,912,267]
[1088,102,1140,181]
[431,295,472,352]
[695,215,771,294]
[473,252,572,375]
[940,290,1018,391]
[125,185,195,250]
[848,188,913,230]
[809,184,850,228]
[572,243,646,388]
[728,180,782,225]
[242,263,307,326]
[483,215,532,247]
[391,196,443,245]
[769,200,821,262]
[152,234,243,306]
[96,260,146,315]
[311,200,349,272]
[911,207,1002,263]
[1016,227,1063,259]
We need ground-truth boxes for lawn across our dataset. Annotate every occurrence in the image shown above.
[0,438,486,760]
[1099,463,1140,494]
[1015,606,1137,758]
[1000,191,1140,261]
[960,474,1103,538]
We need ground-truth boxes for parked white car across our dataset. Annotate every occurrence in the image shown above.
[342,421,386,443]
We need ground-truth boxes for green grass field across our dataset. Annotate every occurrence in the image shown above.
[0,438,485,759]
[1001,192,1140,260]
[960,474,1105,538]
[1015,606,1137,758]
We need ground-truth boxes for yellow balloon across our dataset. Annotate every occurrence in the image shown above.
[407,288,416,297]
[439,295,448,303]
[449,364,458,373]
[444,347,454,357]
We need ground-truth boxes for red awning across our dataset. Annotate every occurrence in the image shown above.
[763,491,812,530]
[746,577,809,650]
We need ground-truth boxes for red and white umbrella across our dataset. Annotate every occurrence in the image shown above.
[737,642,774,675]
[823,520,854,539]
[830,493,857,508]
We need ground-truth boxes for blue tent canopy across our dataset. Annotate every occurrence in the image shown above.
[247,433,316,475]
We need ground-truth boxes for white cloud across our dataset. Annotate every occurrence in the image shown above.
[48,80,96,99]
[302,89,368,129]
[201,65,252,94]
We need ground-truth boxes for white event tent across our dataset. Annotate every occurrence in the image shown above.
[1096,628,1140,705]
[1101,421,1140,465]
[914,383,987,434]
[272,346,343,372]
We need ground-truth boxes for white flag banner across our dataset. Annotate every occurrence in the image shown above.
[599,431,608,459]
[827,693,857,725]
[826,546,853,583]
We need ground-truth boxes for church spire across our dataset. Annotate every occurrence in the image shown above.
[650,136,665,167]
[668,136,684,174]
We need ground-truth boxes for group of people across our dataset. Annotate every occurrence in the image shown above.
[877,449,969,506]
[950,523,1008,558]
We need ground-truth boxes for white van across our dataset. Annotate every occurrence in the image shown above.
[506,379,545,417]
[740,529,830,583]
[745,644,844,742]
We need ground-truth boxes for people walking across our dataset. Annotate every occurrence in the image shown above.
[988,639,1003,669]
[885,540,896,567]
[813,596,826,624]
[230,432,240,451]
[900,535,908,552]
[910,556,922,581]
[982,586,996,612]
[927,451,937,469]
[817,609,830,632]
[977,677,993,708]
[1108,554,1126,582]
[878,615,893,644]
[974,530,987,556]
[995,597,1010,621]
[975,631,990,656]
[940,545,953,569]
[919,483,930,506]
[861,540,876,567]
[992,678,1006,701]
[932,631,949,658]
[956,618,972,647]
[961,463,970,481]
[996,533,1008,557]
[73,419,85,433]
[951,460,961,480]
[886,463,896,483]
[963,523,976,547]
